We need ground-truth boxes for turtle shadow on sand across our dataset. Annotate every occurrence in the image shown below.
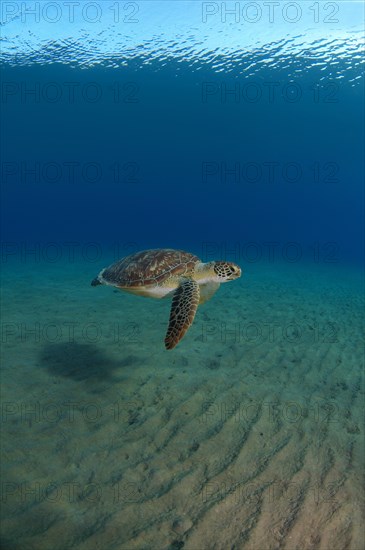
[40,342,121,382]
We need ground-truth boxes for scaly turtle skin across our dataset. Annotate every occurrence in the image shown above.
[91,249,241,349]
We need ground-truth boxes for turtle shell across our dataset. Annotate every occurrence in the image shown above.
[101,249,200,288]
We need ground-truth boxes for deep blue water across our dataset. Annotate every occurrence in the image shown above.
[1,1,364,268]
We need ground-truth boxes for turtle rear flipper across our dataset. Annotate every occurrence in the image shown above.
[165,279,200,350]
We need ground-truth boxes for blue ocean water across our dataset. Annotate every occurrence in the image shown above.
[1,1,364,266]
[1,2,365,549]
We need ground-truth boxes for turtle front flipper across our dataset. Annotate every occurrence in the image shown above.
[165,279,200,350]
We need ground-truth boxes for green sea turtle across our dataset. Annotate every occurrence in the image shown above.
[91,249,241,349]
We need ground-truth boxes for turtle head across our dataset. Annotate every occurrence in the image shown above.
[212,261,241,282]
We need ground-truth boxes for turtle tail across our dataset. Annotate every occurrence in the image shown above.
[91,277,101,286]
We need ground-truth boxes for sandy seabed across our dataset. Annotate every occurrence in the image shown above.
[1,258,364,550]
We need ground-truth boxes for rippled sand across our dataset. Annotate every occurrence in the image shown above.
[1,260,364,550]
